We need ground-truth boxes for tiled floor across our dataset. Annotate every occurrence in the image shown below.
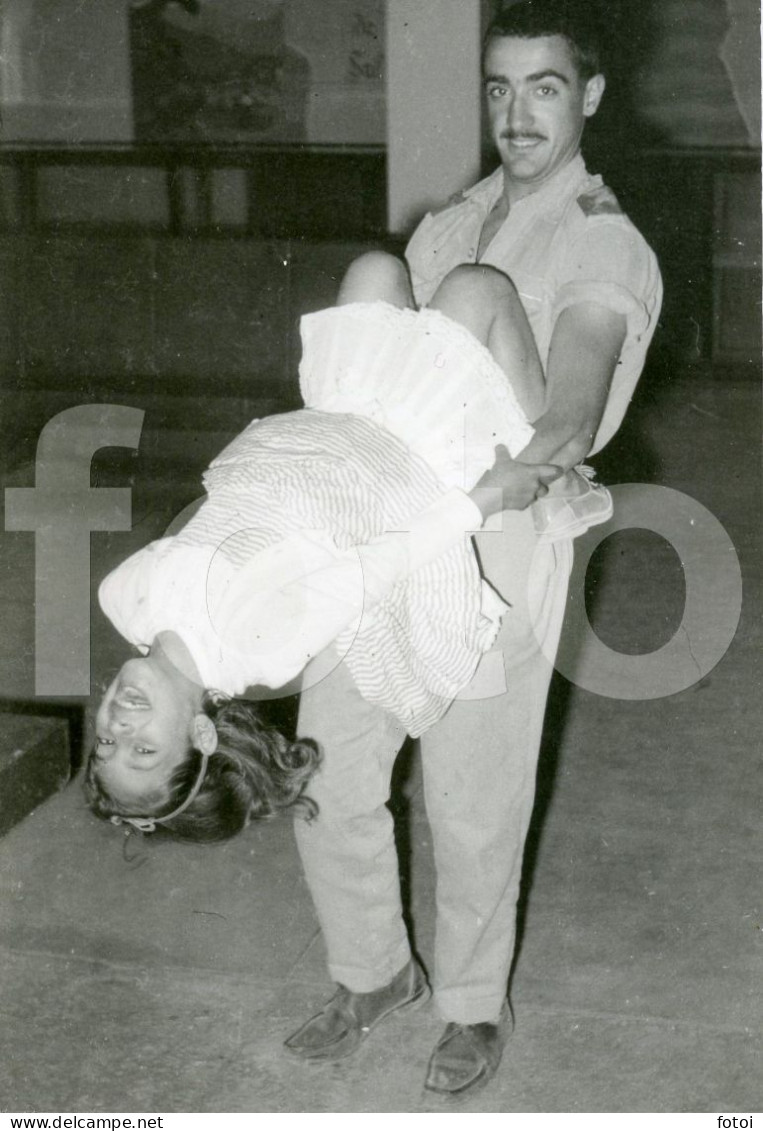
[0,363,760,1113]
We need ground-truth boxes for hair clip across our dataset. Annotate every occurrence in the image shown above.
[111,813,158,833]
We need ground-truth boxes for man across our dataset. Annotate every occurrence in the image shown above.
[285,0,662,1099]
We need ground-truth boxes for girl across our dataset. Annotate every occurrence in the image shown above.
[85,255,610,842]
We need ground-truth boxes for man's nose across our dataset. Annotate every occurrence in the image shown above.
[507,93,532,132]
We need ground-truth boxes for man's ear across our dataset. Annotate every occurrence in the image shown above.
[583,73,605,118]
[191,713,219,756]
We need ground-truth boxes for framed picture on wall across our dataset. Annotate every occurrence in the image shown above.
[130,0,385,145]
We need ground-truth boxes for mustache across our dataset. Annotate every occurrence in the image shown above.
[501,130,546,141]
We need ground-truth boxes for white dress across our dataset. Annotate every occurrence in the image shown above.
[99,303,534,736]
[299,302,534,490]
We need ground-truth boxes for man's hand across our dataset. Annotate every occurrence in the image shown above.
[468,446,562,521]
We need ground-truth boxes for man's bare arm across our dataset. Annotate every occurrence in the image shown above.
[468,459,562,521]
[517,301,627,470]
[469,301,627,519]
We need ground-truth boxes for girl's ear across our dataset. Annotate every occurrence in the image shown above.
[191,713,219,756]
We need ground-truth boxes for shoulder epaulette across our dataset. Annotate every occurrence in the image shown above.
[576,184,623,217]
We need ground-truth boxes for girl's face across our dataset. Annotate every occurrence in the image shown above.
[93,655,200,808]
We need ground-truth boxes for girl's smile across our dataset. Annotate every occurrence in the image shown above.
[93,648,208,807]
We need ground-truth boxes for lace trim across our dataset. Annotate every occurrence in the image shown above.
[330,301,534,444]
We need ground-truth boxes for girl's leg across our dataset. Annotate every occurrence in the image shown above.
[428,264,546,422]
[337,251,416,309]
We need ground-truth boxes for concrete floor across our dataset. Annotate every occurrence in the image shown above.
[0,364,760,1114]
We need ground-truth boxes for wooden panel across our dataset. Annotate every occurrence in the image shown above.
[246,150,386,238]
[0,236,21,381]
[16,235,157,382]
[713,170,762,263]
[211,169,249,230]
[712,169,762,365]
[713,265,763,365]
[0,148,387,240]
[152,238,292,384]
[36,166,170,228]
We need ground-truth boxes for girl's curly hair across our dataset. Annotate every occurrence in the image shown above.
[84,692,321,843]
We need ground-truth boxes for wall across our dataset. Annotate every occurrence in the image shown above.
[635,0,761,147]
[0,1,132,141]
[2,0,761,150]
[386,0,482,233]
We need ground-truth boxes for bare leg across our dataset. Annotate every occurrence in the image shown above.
[428,264,546,422]
[337,251,416,309]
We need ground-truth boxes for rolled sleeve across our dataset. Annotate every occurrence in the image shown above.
[553,223,653,339]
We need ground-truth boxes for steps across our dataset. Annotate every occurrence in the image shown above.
[0,708,74,837]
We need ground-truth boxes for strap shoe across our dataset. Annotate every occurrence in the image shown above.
[532,464,613,543]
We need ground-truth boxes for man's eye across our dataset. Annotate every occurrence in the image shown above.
[537,85,558,97]
[487,85,508,99]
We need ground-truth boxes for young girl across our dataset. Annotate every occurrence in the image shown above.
[85,255,611,842]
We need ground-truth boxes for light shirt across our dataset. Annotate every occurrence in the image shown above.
[406,154,663,454]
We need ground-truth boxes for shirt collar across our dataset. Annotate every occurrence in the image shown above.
[466,152,589,220]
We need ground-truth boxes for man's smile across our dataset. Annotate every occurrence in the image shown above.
[502,133,546,147]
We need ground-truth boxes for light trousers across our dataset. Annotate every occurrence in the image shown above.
[295,507,573,1024]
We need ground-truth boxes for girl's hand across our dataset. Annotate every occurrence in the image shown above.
[468,446,562,520]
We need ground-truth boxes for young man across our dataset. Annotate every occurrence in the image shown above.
[286,0,662,1098]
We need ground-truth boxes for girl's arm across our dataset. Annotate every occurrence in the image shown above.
[99,461,560,697]
[214,469,558,690]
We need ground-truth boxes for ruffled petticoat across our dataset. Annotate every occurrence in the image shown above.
[299,302,535,492]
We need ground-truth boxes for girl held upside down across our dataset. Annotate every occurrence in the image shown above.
[85,255,611,843]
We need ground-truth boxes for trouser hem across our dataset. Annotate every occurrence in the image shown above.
[328,944,412,994]
[434,990,509,1026]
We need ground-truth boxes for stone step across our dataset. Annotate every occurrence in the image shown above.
[0,709,74,837]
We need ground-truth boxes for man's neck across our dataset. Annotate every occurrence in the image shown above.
[502,150,584,209]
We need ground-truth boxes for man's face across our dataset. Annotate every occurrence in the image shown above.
[483,34,604,199]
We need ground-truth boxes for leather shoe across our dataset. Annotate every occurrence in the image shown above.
[424,1000,513,1097]
[284,958,430,1061]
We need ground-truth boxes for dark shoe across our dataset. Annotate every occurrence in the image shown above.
[424,1000,513,1098]
[284,958,431,1062]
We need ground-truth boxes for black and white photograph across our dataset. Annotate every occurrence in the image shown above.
[0,0,760,1120]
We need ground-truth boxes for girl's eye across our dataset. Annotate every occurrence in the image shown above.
[96,737,114,747]
[135,747,155,756]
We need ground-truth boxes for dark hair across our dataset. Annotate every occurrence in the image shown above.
[484,1,604,81]
[83,692,321,844]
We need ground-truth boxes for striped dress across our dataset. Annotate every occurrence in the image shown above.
[172,409,497,737]
[99,303,533,736]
